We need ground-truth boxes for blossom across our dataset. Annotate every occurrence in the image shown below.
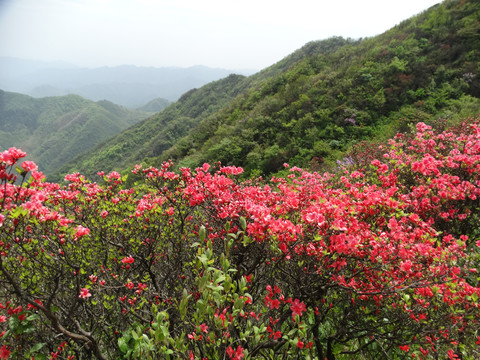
[0,345,11,359]
[290,299,306,321]
[20,160,38,172]
[296,339,304,349]
[199,323,208,333]
[79,288,91,299]
[400,260,413,273]
[121,256,134,264]
[399,345,410,352]
[74,226,90,239]
[448,349,459,359]
[226,345,244,360]
[1,147,26,165]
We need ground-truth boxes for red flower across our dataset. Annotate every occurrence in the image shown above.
[296,339,304,349]
[0,345,11,359]
[399,345,410,352]
[121,256,134,264]
[79,288,91,299]
[74,226,90,239]
[199,323,208,333]
[226,345,244,360]
[290,299,306,321]
[448,349,459,359]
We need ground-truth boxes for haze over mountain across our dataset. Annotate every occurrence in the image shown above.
[0,58,251,108]
[52,0,480,182]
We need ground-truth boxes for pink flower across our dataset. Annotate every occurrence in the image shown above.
[106,171,121,180]
[21,160,38,172]
[1,147,26,165]
[199,323,208,333]
[79,288,91,299]
[74,226,90,239]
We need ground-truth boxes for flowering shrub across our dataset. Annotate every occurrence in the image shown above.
[1,118,480,359]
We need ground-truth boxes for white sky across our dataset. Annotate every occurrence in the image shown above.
[0,0,440,70]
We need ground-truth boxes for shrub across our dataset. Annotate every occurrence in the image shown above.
[1,118,480,359]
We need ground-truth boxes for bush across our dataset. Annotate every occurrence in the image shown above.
[1,119,480,359]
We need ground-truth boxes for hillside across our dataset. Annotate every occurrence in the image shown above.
[54,0,480,180]
[50,74,250,182]
[0,90,148,175]
[136,97,170,113]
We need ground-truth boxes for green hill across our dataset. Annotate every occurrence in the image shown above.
[50,74,250,181]
[54,0,480,180]
[0,90,148,175]
[136,97,170,113]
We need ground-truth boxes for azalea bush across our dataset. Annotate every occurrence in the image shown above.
[1,118,480,359]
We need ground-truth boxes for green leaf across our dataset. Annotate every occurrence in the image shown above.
[240,216,246,231]
[118,337,130,353]
[179,288,190,320]
[8,316,19,331]
[28,342,46,353]
[26,314,40,322]
[199,225,206,242]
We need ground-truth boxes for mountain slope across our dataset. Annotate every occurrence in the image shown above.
[55,0,480,179]
[0,90,148,175]
[136,97,170,112]
[50,74,250,181]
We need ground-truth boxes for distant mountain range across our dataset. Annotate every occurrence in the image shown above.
[0,58,254,108]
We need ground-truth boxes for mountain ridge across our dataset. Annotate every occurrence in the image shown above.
[0,89,150,175]
[49,0,480,180]
[0,59,253,107]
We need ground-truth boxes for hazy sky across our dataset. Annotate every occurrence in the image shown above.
[0,0,440,70]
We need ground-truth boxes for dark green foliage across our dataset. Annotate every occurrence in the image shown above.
[57,0,480,179]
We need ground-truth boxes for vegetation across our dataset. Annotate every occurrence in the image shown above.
[51,74,250,182]
[135,97,170,113]
[2,118,480,359]
[2,1,480,359]
[0,91,148,176]
[56,0,480,180]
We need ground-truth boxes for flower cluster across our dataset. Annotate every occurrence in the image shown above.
[1,119,480,359]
